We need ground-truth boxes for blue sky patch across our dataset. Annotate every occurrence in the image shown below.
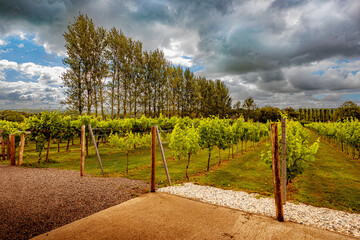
[311,70,324,76]
[0,35,63,66]
[342,94,360,101]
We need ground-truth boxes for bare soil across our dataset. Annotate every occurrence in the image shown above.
[0,165,149,240]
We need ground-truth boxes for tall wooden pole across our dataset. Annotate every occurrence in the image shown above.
[80,125,85,176]
[271,123,284,222]
[9,134,15,166]
[281,118,287,204]
[18,133,25,166]
[151,126,156,192]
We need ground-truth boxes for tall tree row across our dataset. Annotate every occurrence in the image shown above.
[61,13,232,118]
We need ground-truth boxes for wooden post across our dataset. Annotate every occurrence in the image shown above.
[151,126,156,192]
[271,123,284,222]
[88,124,104,175]
[281,118,287,204]
[155,126,171,186]
[18,133,25,166]
[9,134,15,166]
[80,125,85,176]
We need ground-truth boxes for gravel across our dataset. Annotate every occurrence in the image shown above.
[0,165,149,240]
[159,183,360,238]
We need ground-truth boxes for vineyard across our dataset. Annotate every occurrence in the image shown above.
[306,119,360,159]
[0,112,359,213]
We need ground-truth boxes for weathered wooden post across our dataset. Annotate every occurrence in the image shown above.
[18,133,25,166]
[271,123,284,222]
[80,125,85,176]
[9,134,16,166]
[151,126,156,192]
[281,118,287,204]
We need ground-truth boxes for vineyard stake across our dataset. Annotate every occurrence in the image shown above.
[18,133,25,166]
[88,124,104,175]
[155,126,171,186]
[281,118,287,204]
[9,134,16,166]
[271,123,284,222]
[80,125,85,176]
[151,126,156,192]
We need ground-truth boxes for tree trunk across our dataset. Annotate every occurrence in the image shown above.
[134,96,137,118]
[117,72,121,118]
[123,85,127,118]
[97,136,101,148]
[185,153,191,181]
[207,149,211,171]
[86,134,89,157]
[66,139,70,151]
[46,135,51,163]
[218,148,221,165]
[57,138,60,152]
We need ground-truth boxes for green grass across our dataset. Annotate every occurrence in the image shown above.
[289,130,360,212]
[0,138,243,186]
[1,133,359,213]
[195,142,274,195]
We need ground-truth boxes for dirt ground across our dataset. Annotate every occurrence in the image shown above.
[0,165,149,240]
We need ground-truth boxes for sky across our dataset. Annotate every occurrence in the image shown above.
[0,0,359,110]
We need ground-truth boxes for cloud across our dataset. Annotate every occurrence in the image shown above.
[0,80,65,109]
[0,60,66,86]
[0,39,8,46]
[19,62,66,85]
[1,0,359,69]
[0,0,359,109]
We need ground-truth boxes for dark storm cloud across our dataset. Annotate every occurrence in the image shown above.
[2,0,359,69]
[1,0,360,108]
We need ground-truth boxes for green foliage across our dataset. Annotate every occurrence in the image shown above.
[169,124,200,159]
[62,13,233,118]
[306,118,360,158]
[109,131,151,173]
[26,110,64,162]
[334,101,360,121]
[169,124,200,180]
[0,110,27,122]
[262,120,320,183]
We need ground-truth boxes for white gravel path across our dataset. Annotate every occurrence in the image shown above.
[158,183,360,238]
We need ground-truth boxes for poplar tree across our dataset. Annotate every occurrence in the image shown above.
[62,13,96,115]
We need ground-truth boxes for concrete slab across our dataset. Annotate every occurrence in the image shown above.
[33,193,356,240]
